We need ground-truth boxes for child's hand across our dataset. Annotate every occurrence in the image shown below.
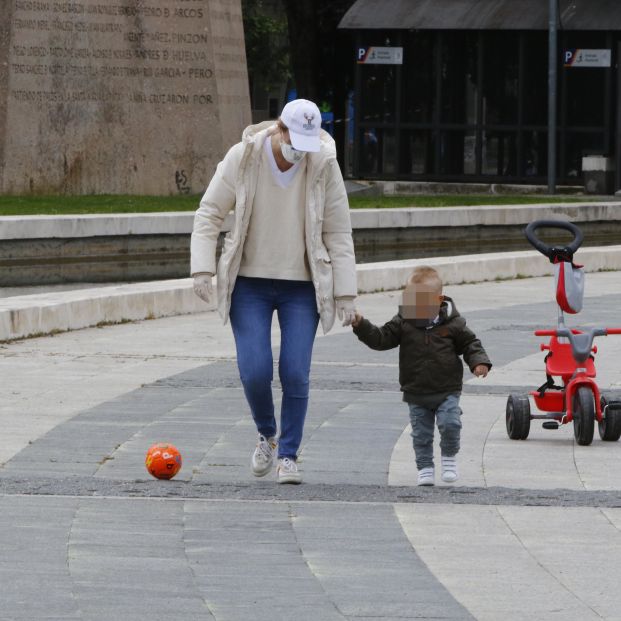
[351,312,363,328]
[473,364,489,378]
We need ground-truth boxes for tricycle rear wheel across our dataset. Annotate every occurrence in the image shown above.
[573,386,595,446]
[506,394,531,440]
[598,393,621,441]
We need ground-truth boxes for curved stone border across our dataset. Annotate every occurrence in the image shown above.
[2,246,621,342]
[356,245,621,292]
[1,202,620,239]
[0,278,212,342]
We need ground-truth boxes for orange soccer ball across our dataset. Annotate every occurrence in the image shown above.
[145,443,182,479]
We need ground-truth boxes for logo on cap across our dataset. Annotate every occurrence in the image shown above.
[303,113,316,132]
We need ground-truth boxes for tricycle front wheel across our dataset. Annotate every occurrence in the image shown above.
[573,386,595,446]
[506,394,531,440]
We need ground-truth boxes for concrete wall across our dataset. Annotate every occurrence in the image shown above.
[0,0,250,195]
[3,245,621,342]
[1,203,621,286]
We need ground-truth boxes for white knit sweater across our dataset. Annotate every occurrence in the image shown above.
[238,139,311,281]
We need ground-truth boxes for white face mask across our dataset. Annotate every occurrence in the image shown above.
[280,140,306,164]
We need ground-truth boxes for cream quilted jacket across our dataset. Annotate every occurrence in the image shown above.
[190,121,357,333]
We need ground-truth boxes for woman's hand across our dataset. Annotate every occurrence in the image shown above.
[193,273,214,303]
[336,298,356,327]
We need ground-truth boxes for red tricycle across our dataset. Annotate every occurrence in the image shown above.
[506,219,621,445]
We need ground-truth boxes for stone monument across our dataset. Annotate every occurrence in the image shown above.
[0,0,251,195]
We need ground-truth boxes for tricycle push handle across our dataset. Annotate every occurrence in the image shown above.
[524,220,584,263]
[535,328,621,336]
[534,329,583,336]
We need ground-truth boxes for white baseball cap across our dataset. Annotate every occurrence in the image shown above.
[280,99,321,152]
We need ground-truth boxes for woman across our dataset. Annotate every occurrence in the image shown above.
[191,99,357,484]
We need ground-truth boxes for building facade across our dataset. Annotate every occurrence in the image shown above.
[339,0,621,189]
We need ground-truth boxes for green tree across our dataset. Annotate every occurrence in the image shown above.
[241,0,290,95]
[242,0,356,161]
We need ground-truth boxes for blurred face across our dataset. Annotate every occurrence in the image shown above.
[399,283,443,321]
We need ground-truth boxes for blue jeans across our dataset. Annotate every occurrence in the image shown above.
[229,276,320,460]
[408,394,462,470]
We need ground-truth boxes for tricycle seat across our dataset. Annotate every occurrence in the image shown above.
[545,340,596,378]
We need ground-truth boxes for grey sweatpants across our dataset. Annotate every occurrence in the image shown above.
[408,393,462,470]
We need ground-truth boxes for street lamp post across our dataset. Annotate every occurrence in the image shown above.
[548,0,558,194]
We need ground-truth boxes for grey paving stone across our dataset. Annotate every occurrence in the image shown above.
[292,503,473,620]
[2,287,621,620]
[0,497,79,619]
[68,498,211,619]
[183,501,345,619]
[208,605,346,621]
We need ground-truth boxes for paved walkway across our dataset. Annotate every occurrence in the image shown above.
[1,272,621,620]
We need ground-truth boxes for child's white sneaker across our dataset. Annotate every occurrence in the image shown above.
[417,467,435,486]
[441,455,458,483]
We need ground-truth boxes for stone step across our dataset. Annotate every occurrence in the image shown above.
[2,246,621,342]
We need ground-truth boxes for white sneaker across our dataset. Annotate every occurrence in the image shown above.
[251,435,277,477]
[276,457,302,484]
[441,456,458,483]
[417,467,435,486]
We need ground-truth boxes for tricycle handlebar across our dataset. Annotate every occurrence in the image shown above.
[534,327,619,362]
[535,328,621,336]
[524,220,583,263]
[534,329,580,336]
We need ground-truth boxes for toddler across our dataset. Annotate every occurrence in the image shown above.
[352,266,491,485]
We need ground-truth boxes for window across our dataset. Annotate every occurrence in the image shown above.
[402,31,435,123]
[358,128,397,176]
[522,131,547,177]
[352,27,614,184]
[483,32,519,125]
[440,33,479,124]
[399,131,434,175]
[482,132,518,176]
[360,65,397,124]
[439,131,477,175]
[565,67,607,128]
[564,131,606,179]
[522,33,548,125]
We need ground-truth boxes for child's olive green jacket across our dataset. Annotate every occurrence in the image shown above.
[353,296,491,399]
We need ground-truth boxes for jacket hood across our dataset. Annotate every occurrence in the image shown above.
[241,120,337,164]
[439,296,459,323]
